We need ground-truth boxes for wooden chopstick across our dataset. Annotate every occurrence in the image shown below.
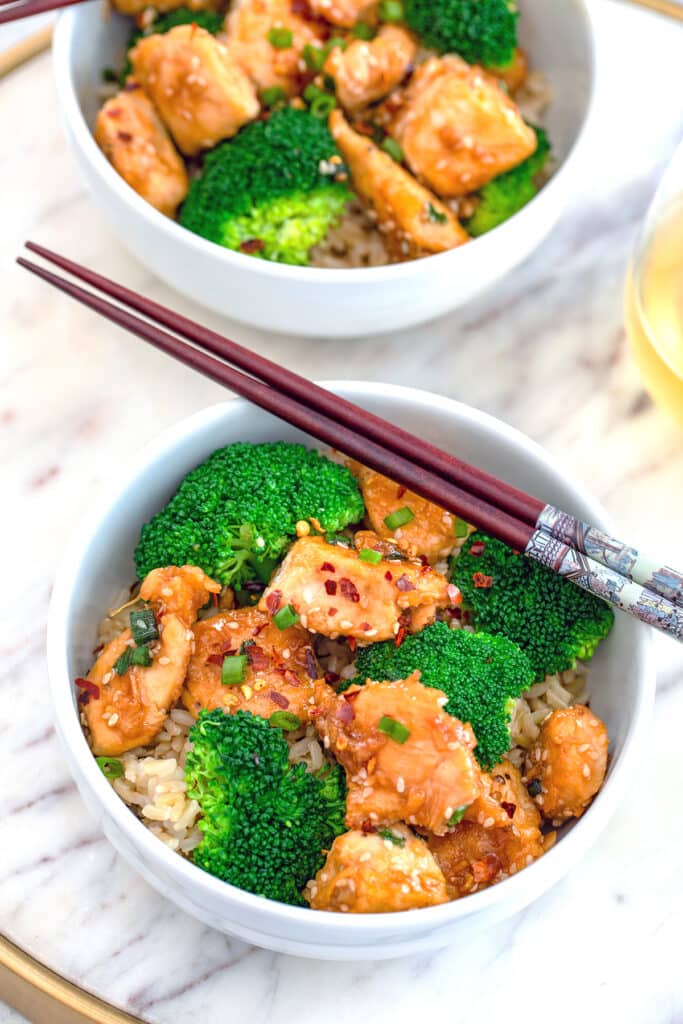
[24,242,683,611]
[624,0,683,21]
[0,0,81,26]
[0,23,52,76]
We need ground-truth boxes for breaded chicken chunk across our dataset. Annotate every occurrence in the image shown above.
[84,566,220,756]
[182,606,317,722]
[330,110,469,259]
[313,672,481,834]
[524,705,609,824]
[130,25,259,156]
[307,0,376,28]
[259,534,455,641]
[94,87,189,217]
[305,825,449,912]
[324,25,416,112]
[391,56,538,197]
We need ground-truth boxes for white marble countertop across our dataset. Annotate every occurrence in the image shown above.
[3,1,683,1020]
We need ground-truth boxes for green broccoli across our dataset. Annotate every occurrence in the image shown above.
[185,709,346,905]
[450,532,614,681]
[465,126,550,237]
[134,441,364,589]
[343,622,534,769]
[180,107,351,265]
[120,8,223,84]
[404,0,518,68]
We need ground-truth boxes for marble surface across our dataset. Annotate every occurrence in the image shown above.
[2,1,683,1021]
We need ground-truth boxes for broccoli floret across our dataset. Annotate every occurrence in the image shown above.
[465,126,550,237]
[134,441,364,589]
[185,709,346,905]
[344,622,534,769]
[404,0,518,68]
[180,108,351,265]
[450,532,615,681]
[120,8,223,84]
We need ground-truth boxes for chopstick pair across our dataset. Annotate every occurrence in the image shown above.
[0,0,79,25]
[17,242,683,643]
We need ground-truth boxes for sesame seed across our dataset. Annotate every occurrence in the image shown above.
[108,713,119,726]
[340,620,354,630]
[159,656,171,666]
[401,884,410,894]
[582,764,590,778]
[396,776,405,793]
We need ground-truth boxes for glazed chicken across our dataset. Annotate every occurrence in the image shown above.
[84,566,220,756]
[324,25,417,113]
[330,110,469,259]
[182,606,317,721]
[347,460,470,564]
[307,0,376,28]
[258,534,455,641]
[130,25,259,157]
[306,825,449,912]
[313,672,481,834]
[524,705,609,824]
[225,0,326,96]
[391,56,538,197]
[428,759,550,898]
[94,87,189,218]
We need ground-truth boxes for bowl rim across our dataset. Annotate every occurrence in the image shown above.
[47,382,655,937]
[52,0,597,285]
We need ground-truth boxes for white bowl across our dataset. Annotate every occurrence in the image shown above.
[52,1,596,338]
[47,383,653,960]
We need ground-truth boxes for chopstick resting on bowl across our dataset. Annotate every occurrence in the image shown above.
[0,0,82,25]
[17,243,683,642]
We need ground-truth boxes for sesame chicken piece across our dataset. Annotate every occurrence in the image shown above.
[258,534,454,641]
[225,0,326,97]
[391,56,538,197]
[182,606,317,722]
[348,460,464,564]
[313,673,481,834]
[329,109,469,260]
[428,759,550,898]
[323,25,417,112]
[305,825,449,912]
[525,705,609,824]
[94,87,189,217]
[130,25,259,157]
[307,0,376,28]
[85,566,221,756]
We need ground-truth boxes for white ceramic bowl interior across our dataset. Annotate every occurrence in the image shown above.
[52,0,595,337]
[47,383,653,960]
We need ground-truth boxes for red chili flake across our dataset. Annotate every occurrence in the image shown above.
[355,121,375,137]
[469,541,486,557]
[472,853,500,884]
[92,643,104,657]
[270,690,290,709]
[265,590,282,615]
[106,107,122,118]
[339,578,360,603]
[324,579,337,596]
[344,689,361,702]
[395,574,416,592]
[447,583,462,605]
[472,572,494,589]
[305,648,318,679]
[384,571,393,581]
[117,131,133,142]
[123,81,140,91]
[450,606,462,620]
[281,668,301,688]
[75,678,100,702]
[361,820,377,834]
[207,653,226,666]
[501,802,516,819]
[397,485,406,498]
[347,637,357,652]
[320,561,335,573]
[247,644,271,671]
[360,622,371,632]
[252,622,267,636]
[211,593,219,607]
[324,671,340,684]
[419,554,429,566]
[240,238,265,254]
[328,606,338,616]
[394,625,407,648]
[337,701,355,723]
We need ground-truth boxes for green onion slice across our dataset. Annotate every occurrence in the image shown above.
[221,654,248,686]
[379,0,404,21]
[378,827,406,847]
[273,603,300,630]
[310,93,336,118]
[378,715,410,744]
[130,608,158,644]
[428,202,447,224]
[261,85,287,107]
[359,548,382,564]
[269,711,302,731]
[303,43,325,70]
[381,137,404,163]
[447,806,467,827]
[96,756,124,780]
[454,516,469,538]
[113,648,133,676]
[383,506,414,530]
[131,645,152,667]
[352,21,375,39]
[267,26,293,47]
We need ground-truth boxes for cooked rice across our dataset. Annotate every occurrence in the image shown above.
[310,199,391,269]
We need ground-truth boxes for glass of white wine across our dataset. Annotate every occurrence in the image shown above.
[625,136,683,423]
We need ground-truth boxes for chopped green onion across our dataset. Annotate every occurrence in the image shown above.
[359,548,382,565]
[130,608,158,645]
[447,806,467,827]
[383,506,414,530]
[221,654,248,686]
[113,647,133,675]
[378,827,406,846]
[101,66,118,83]
[381,137,404,163]
[268,26,293,48]
[379,0,404,21]
[454,516,469,538]
[310,93,337,119]
[303,82,324,102]
[303,43,325,70]
[351,21,375,39]
[96,756,124,780]
[131,645,152,667]
[273,603,300,630]
[261,85,287,106]
[378,715,410,744]
[325,36,347,54]
[428,202,447,224]
[269,711,302,731]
